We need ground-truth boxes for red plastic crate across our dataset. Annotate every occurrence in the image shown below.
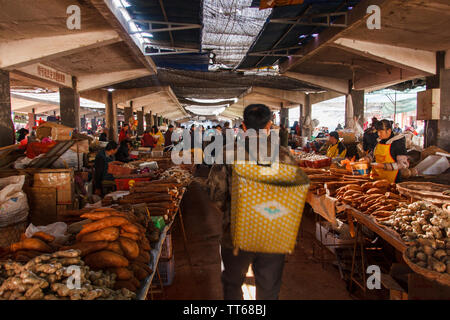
[115,177,151,190]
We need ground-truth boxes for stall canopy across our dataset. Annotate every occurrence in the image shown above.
[120,0,206,71]
[239,0,361,69]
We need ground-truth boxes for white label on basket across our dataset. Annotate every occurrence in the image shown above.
[254,201,289,220]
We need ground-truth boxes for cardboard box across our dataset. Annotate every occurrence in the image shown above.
[417,89,440,120]
[36,122,73,141]
[315,222,354,254]
[28,187,57,226]
[33,169,74,204]
[70,139,89,153]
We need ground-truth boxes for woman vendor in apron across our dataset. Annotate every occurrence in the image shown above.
[368,119,409,183]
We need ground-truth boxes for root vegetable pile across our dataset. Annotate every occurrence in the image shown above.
[380,201,450,242]
[61,208,155,293]
[0,250,135,300]
[405,238,450,274]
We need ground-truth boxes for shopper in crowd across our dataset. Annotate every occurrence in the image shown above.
[94,141,118,196]
[119,124,131,143]
[326,131,347,159]
[164,125,174,149]
[207,104,299,300]
[151,125,165,147]
[115,139,133,163]
[279,124,289,148]
[99,128,108,142]
[141,129,157,148]
[363,117,379,155]
[393,123,402,134]
[335,123,343,131]
[367,119,408,183]
[17,128,29,149]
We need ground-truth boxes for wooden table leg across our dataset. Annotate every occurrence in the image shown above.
[178,208,193,268]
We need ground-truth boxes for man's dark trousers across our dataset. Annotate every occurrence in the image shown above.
[221,246,285,300]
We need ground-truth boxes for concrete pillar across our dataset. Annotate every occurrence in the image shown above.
[0,70,14,147]
[91,117,97,132]
[280,102,289,127]
[145,112,152,130]
[106,91,117,142]
[153,114,158,127]
[81,115,86,131]
[424,52,445,148]
[350,90,365,128]
[124,105,133,126]
[28,108,36,130]
[59,79,80,130]
[438,65,450,151]
[137,107,144,135]
[302,94,312,138]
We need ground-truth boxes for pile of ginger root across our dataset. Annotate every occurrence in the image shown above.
[0,249,135,300]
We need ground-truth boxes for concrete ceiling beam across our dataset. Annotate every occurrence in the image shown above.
[0,30,121,70]
[332,38,436,75]
[353,67,419,92]
[251,87,307,105]
[88,0,157,74]
[77,69,152,92]
[280,0,391,73]
[309,91,344,105]
[284,72,350,94]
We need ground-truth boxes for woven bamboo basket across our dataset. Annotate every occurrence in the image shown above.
[403,247,450,287]
[0,219,28,247]
[396,182,450,205]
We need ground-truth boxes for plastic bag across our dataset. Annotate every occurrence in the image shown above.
[52,149,84,169]
[25,222,68,244]
[0,175,25,203]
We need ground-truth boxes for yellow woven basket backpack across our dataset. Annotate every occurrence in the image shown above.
[230,162,310,254]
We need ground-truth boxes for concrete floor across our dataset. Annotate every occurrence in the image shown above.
[156,166,353,300]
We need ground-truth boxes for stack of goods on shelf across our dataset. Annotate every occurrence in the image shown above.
[334,179,408,220]
[105,180,184,223]
[302,167,370,196]
[159,166,193,187]
[60,208,154,294]
[0,250,135,300]
[295,153,331,168]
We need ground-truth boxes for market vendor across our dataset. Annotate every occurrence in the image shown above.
[141,129,157,148]
[94,141,118,196]
[151,125,165,147]
[119,124,131,143]
[326,131,347,159]
[368,119,409,183]
[115,139,133,163]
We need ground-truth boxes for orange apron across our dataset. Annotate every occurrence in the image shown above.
[371,143,398,183]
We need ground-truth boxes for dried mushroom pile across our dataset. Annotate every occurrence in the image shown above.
[0,250,135,300]
[405,239,450,274]
[160,166,192,187]
[380,201,449,242]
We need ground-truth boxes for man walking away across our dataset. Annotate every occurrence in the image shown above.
[207,104,299,300]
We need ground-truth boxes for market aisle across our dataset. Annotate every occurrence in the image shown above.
[159,168,352,300]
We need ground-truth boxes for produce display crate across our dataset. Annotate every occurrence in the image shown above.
[33,169,74,205]
[305,158,331,168]
[315,221,354,254]
[115,177,151,191]
[158,255,175,286]
[107,164,135,176]
[160,232,173,260]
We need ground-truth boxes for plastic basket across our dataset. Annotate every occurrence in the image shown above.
[231,162,310,254]
[160,232,173,260]
[158,255,175,286]
[115,177,151,191]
